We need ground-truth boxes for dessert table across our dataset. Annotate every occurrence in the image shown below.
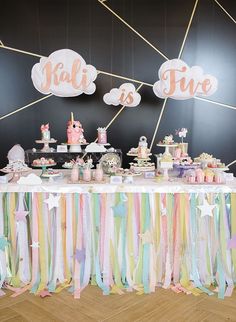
[0,170,236,299]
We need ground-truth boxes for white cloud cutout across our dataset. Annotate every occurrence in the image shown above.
[17,173,42,185]
[153,59,218,100]
[85,142,107,152]
[31,49,97,97]
[103,83,141,107]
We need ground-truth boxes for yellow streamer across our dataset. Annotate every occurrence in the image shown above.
[37,193,48,293]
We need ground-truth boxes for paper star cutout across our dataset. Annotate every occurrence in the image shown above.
[227,235,236,249]
[38,290,52,298]
[44,194,60,211]
[14,210,29,222]
[74,248,85,263]
[30,241,40,248]
[161,207,167,216]
[120,193,128,202]
[139,230,153,244]
[0,236,8,251]
[197,199,216,217]
[112,202,126,217]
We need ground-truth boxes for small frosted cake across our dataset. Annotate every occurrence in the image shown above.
[128,136,151,156]
[67,112,87,144]
[158,134,176,145]
[41,124,51,140]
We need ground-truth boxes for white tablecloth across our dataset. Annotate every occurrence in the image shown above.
[1,170,236,194]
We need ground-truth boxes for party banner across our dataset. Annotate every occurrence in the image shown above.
[153,59,218,100]
[31,49,97,97]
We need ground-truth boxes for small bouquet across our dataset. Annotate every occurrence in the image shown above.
[175,128,188,143]
[41,123,49,132]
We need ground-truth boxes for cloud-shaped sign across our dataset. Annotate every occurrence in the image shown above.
[31,49,97,97]
[85,142,107,153]
[17,173,42,185]
[103,83,141,107]
[153,59,218,100]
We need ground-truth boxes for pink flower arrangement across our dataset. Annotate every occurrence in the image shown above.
[175,128,188,143]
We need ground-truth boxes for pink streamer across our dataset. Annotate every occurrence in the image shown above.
[173,194,181,284]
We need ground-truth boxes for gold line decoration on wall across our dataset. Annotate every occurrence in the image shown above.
[0,44,44,58]
[214,0,236,24]
[227,160,236,167]
[149,0,199,150]
[0,0,235,163]
[0,94,53,121]
[97,70,152,87]
[97,0,169,60]
[178,0,199,59]
[194,96,236,110]
[149,98,168,151]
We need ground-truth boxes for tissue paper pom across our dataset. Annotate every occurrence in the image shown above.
[7,145,25,162]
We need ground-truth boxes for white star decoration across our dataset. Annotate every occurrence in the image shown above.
[44,194,61,211]
[139,230,153,244]
[161,207,167,216]
[197,199,216,217]
[30,241,40,248]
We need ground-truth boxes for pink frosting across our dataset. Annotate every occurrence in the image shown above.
[67,120,86,144]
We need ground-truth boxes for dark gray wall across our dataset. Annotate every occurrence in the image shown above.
[0,0,235,172]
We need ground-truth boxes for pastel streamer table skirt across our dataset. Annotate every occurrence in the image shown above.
[0,177,236,299]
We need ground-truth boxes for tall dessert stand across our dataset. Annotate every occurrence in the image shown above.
[62,143,89,153]
[156,143,178,180]
[35,139,57,152]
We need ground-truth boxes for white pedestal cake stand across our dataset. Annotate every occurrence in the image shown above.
[156,143,178,156]
[62,143,89,153]
[156,144,177,181]
[35,139,57,152]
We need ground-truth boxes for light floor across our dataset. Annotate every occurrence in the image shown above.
[0,286,236,322]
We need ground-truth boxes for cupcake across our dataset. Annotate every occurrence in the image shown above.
[195,168,204,183]
[185,169,196,183]
[204,168,214,183]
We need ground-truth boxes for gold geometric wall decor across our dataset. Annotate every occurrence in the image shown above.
[0,0,235,164]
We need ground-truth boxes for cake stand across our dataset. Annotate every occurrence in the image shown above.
[160,162,173,181]
[35,139,57,152]
[174,163,200,178]
[0,168,31,182]
[62,143,88,153]
[156,143,178,156]
[31,163,57,177]
[130,157,155,173]
[127,152,152,157]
